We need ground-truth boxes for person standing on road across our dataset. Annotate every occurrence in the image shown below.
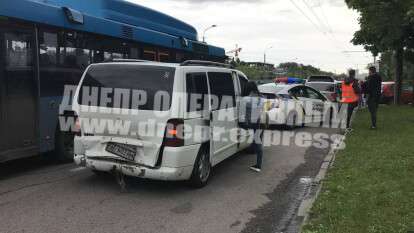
[240,81,265,173]
[366,66,382,129]
[341,69,360,129]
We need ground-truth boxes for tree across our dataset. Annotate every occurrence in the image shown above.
[277,62,334,79]
[234,61,333,81]
[345,0,414,104]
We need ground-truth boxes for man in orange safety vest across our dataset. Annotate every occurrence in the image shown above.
[341,69,361,129]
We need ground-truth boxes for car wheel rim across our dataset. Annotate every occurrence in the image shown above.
[198,152,210,182]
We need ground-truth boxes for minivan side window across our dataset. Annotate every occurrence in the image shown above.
[186,73,208,112]
[208,72,236,110]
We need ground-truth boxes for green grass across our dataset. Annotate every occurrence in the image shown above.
[303,105,414,233]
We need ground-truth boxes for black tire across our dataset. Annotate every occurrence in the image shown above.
[300,109,306,128]
[54,129,75,163]
[328,108,334,128]
[320,108,334,128]
[189,147,211,188]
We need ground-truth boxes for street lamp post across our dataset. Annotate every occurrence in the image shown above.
[202,25,217,43]
[264,46,273,64]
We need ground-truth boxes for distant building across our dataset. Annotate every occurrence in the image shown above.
[246,62,275,71]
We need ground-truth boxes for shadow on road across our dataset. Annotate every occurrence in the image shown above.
[0,154,71,181]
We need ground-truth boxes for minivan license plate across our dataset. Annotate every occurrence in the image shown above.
[105,142,137,161]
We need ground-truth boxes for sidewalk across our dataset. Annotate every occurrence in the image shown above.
[302,105,414,233]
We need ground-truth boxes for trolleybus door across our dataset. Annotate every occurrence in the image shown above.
[0,24,38,160]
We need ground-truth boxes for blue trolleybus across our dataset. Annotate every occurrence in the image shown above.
[0,0,226,162]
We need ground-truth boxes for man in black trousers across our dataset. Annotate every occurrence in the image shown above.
[366,66,382,129]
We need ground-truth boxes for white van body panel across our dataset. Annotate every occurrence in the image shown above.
[73,62,252,181]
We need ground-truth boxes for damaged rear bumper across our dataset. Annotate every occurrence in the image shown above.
[74,154,194,181]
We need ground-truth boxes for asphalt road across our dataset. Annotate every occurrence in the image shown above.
[0,127,338,233]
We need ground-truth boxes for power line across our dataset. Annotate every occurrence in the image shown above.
[317,0,334,33]
[288,0,363,68]
[301,0,330,33]
[288,0,326,35]
[288,0,343,51]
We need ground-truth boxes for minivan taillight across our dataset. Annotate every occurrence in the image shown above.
[164,119,184,147]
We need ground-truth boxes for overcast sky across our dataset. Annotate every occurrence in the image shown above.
[129,0,373,74]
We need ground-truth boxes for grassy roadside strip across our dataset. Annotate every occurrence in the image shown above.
[302,105,414,233]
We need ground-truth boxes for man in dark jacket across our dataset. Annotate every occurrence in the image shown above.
[366,66,382,129]
[240,82,265,172]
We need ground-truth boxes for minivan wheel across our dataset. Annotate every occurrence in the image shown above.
[189,149,211,188]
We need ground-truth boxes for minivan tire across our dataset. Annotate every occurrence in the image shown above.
[189,147,211,188]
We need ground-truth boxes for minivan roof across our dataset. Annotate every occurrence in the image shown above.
[90,61,241,72]
[93,61,180,68]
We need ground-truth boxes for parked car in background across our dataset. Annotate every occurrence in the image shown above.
[306,81,341,102]
[379,82,413,105]
[306,75,340,102]
[258,83,336,128]
[72,60,251,188]
[381,82,395,104]
[402,83,414,104]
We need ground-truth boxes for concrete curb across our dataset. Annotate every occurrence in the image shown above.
[297,130,349,230]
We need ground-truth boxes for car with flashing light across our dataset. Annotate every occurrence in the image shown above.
[259,83,336,128]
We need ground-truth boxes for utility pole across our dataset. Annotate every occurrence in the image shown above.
[264,46,273,64]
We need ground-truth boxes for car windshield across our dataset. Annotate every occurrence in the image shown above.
[307,76,334,82]
[78,64,176,111]
[307,83,335,92]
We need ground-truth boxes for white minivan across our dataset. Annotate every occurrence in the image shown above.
[72,60,252,187]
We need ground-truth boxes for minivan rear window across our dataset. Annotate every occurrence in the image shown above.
[78,64,175,111]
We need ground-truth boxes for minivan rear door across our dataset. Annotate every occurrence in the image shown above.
[74,64,177,168]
